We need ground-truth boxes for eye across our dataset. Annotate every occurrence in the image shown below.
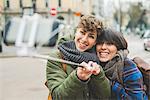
[106,42,113,45]
[88,33,96,39]
[80,30,85,35]
[88,34,95,39]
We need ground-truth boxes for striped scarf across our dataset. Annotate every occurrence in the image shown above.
[58,40,100,68]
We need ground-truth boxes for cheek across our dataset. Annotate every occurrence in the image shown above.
[75,33,79,39]
[96,45,101,52]
[109,48,117,59]
[87,42,96,51]
[111,46,117,54]
[74,33,80,42]
[89,40,96,46]
[96,46,102,59]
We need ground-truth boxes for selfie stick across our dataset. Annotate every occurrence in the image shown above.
[31,54,81,66]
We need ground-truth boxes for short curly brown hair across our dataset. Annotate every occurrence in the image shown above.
[77,15,104,36]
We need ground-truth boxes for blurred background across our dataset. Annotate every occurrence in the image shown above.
[0,0,150,100]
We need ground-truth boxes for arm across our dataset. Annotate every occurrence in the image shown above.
[77,61,111,99]
[46,50,88,99]
[112,60,147,99]
[90,66,111,98]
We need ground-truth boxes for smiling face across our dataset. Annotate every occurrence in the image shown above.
[75,28,97,52]
[96,43,117,62]
[96,28,128,62]
[74,15,104,52]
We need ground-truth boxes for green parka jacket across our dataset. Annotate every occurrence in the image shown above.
[46,49,111,100]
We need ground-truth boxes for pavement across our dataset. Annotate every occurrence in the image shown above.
[125,33,150,63]
[0,45,54,100]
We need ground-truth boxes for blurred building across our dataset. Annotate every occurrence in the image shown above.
[0,0,97,48]
[1,0,93,17]
[0,0,96,27]
[1,0,149,31]
[0,0,4,30]
[92,0,150,31]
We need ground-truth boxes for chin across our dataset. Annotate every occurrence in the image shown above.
[76,47,85,52]
[100,58,109,62]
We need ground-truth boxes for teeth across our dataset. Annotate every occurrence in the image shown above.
[100,52,108,57]
[101,52,108,55]
[80,43,87,48]
[81,43,87,46]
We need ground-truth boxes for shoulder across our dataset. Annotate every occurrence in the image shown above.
[124,58,136,68]
[48,48,61,59]
[124,58,138,72]
[123,58,142,79]
[57,33,75,45]
[47,49,64,69]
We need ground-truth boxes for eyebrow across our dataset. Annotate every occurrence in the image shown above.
[80,29,96,36]
[89,33,96,36]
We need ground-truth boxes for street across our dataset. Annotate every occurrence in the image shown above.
[125,34,150,63]
[0,46,50,100]
[0,34,150,100]
[0,57,48,100]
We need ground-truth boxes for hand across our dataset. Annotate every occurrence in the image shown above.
[89,61,101,75]
[77,62,92,81]
[77,61,101,81]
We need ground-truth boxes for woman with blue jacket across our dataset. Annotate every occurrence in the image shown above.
[96,28,148,100]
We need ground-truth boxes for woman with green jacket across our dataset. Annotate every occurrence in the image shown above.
[46,15,111,100]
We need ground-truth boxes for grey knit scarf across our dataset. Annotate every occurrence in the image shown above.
[58,40,100,68]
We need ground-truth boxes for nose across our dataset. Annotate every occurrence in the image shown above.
[101,43,107,49]
[81,35,88,42]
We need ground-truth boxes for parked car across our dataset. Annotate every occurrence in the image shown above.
[143,30,150,51]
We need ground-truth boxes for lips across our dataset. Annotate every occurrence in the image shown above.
[99,52,109,58]
[79,42,87,50]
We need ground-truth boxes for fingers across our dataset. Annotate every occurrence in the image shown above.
[82,68,86,71]
[77,64,92,81]
[77,61,101,81]
[80,61,101,75]
[90,62,101,75]
[80,62,88,68]
[80,62,92,71]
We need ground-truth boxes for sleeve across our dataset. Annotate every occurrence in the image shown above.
[46,50,88,99]
[112,60,148,100]
[56,32,75,45]
[89,66,111,98]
